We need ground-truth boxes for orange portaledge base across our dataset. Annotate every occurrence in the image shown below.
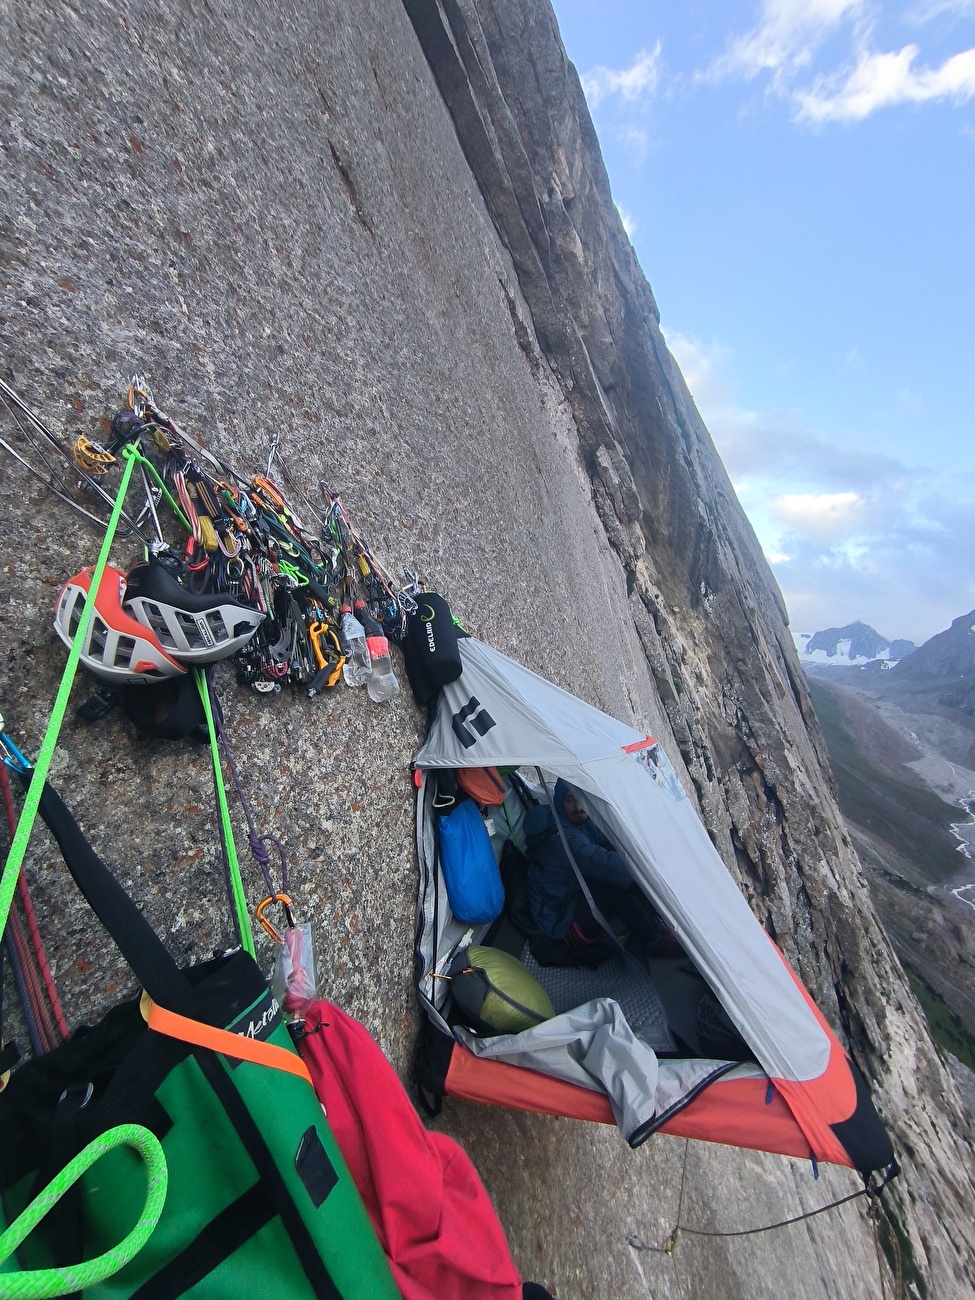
[443,1045,853,1167]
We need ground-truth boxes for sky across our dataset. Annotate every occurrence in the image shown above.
[550,0,974,646]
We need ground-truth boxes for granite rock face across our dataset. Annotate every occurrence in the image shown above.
[1,1,973,1296]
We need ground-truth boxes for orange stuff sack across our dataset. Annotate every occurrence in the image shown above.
[456,767,507,806]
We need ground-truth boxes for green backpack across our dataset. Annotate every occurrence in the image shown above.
[0,778,399,1299]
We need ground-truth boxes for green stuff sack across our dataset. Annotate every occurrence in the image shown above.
[0,777,399,1299]
[451,945,555,1035]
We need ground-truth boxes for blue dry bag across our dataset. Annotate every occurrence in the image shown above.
[438,799,504,925]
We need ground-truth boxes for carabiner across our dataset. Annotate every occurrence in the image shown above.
[256,893,296,943]
[0,728,31,772]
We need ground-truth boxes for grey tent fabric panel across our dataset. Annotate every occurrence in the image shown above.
[587,761,831,1084]
[653,1058,751,1119]
[414,639,832,1086]
[414,639,644,770]
[455,998,659,1141]
[415,773,449,1029]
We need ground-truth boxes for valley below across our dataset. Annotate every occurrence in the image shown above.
[804,665,975,1091]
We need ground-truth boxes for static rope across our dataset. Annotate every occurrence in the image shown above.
[195,670,255,957]
[682,1184,873,1239]
[0,1123,168,1298]
[5,908,55,1055]
[625,1105,901,1294]
[13,875,68,1043]
[869,1196,904,1300]
[0,765,68,1047]
[0,453,137,947]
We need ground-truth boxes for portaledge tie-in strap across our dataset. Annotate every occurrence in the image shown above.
[145,999,311,1083]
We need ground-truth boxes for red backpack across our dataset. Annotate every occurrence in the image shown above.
[298,1001,526,1300]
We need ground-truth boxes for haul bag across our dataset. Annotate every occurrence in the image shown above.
[299,1000,522,1300]
[0,775,398,1299]
[438,800,504,925]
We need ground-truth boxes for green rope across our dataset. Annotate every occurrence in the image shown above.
[195,670,255,957]
[0,1123,167,1297]
[0,453,137,946]
[120,445,191,532]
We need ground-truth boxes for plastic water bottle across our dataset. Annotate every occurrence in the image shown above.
[357,601,400,704]
[339,604,371,687]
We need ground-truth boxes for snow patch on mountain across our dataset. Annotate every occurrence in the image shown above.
[793,621,916,668]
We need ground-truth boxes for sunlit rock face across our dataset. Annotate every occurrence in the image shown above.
[2,0,973,1294]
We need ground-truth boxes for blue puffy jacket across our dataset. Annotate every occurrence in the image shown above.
[525,779,631,939]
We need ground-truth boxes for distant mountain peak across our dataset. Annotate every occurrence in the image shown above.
[891,608,975,683]
[794,621,916,667]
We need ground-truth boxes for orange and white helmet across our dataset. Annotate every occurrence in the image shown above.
[54,567,187,686]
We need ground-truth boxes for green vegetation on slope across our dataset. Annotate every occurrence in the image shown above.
[808,679,962,886]
[904,964,975,1072]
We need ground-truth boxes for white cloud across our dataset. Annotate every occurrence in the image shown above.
[662,326,968,643]
[907,0,975,21]
[705,1,975,122]
[796,43,975,119]
[766,500,975,642]
[616,204,638,237]
[892,387,925,418]
[843,344,865,371]
[664,329,904,489]
[769,490,869,539]
[711,0,867,81]
[581,43,662,107]
[618,124,652,163]
[665,330,735,412]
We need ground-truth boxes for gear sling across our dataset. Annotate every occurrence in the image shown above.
[0,769,399,1298]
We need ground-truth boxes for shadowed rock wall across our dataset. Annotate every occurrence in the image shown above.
[1,0,972,1295]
